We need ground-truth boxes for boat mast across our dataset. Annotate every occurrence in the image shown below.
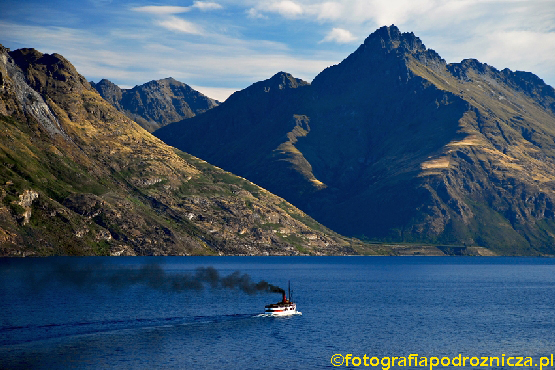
[288,280,291,302]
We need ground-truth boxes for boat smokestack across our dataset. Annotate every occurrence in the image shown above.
[282,292,286,303]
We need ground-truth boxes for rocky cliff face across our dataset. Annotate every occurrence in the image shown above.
[91,77,219,132]
[156,25,555,255]
[0,45,366,257]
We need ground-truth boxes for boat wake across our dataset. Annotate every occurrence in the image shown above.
[255,312,302,318]
[1,314,263,347]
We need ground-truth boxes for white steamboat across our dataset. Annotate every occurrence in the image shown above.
[264,282,301,316]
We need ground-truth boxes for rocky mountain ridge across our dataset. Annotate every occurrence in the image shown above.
[0,45,373,256]
[91,77,219,132]
[156,25,555,255]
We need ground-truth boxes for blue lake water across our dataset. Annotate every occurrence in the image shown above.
[1,257,555,369]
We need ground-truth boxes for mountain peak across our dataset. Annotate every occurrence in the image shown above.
[312,25,434,89]
[8,48,44,67]
[448,58,497,76]
[92,76,219,132]
[373,24,402,39]
[97,78,115,84]
[93,78,120,90]
[91,79,123,108]
[363,24,425,54]
[9,48,91,96]
[226,71,308,103]
[10,48,75,75]
[147,77,184,88]
[267,71,309,90]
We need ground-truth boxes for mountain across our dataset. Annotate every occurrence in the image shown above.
[155,25,555,255]
[91,77,219,132]
[0,45,372,256]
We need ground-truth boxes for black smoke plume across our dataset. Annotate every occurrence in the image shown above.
[36,264,285,295]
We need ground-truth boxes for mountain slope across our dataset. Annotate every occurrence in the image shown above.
[155,25,555,255]
[91,78,219,132]
[0,45,365,256]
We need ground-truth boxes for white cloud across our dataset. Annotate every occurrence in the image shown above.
[321,28,356,43]
[131,6,191,15]
[132,3,222,37]
[314,2,343,21]
[156,16,204,35]
[131,3,223,14]
[246,8,267,19]
[252,1,304,19]
[361,0,435,26]
[272,1,304,17]
[192,1,223,11]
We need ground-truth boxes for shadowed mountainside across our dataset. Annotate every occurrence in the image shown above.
[156,25,555,255]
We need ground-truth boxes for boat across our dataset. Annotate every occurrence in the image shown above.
[263,281,301,316]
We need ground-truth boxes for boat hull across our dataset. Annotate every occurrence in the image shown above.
[264,310,301,316]
[258,311,302,317]
[264,302,300,316]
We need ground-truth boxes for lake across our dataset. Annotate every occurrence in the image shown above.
[1,256,554,369]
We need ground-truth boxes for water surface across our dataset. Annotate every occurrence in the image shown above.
[1,257,554,369]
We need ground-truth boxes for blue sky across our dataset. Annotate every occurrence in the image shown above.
[1,0,554,101]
